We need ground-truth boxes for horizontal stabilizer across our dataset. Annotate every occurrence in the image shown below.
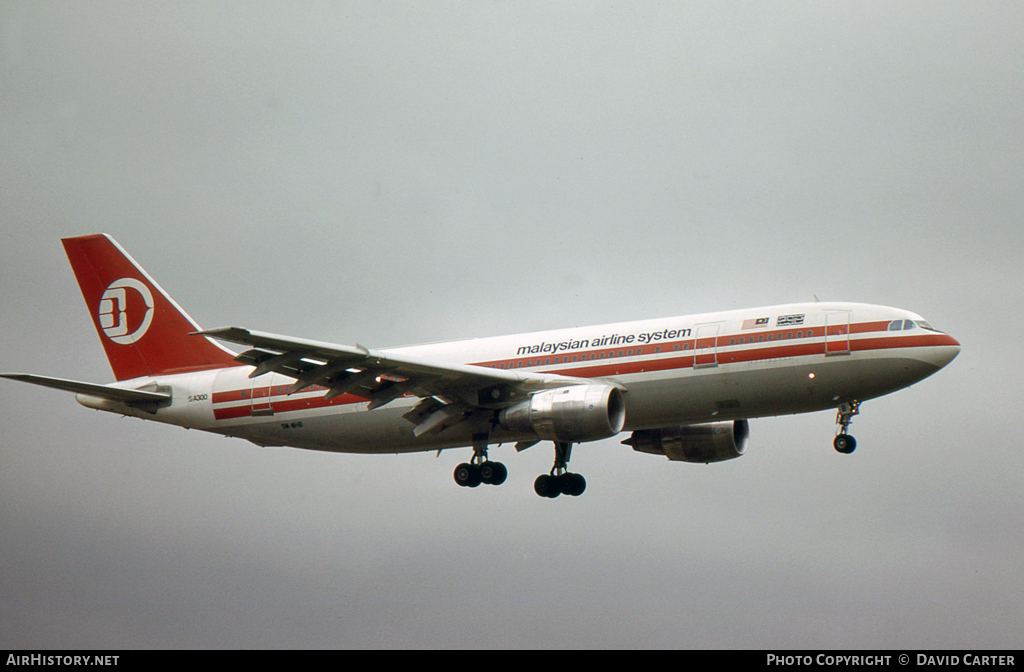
[0,373,171,406]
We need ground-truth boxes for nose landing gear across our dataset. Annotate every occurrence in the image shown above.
[833,401,860,454]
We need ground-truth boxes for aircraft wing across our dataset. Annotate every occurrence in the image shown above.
[195,327,595,436]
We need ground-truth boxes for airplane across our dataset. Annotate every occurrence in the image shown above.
[2,234,961,498]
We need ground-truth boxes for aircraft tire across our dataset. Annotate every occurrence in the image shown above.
[833,434,857,454]
[534,474,560,498]
[454,463,482,487]
[480,461,507,486]
[561,473,586,497]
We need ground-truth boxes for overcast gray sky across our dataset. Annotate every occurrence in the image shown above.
[2,1,1022,648]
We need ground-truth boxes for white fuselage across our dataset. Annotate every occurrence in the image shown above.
[83,302,960,454]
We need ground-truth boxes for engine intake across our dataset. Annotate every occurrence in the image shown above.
[499,384,625,443]
[624,420,749,463]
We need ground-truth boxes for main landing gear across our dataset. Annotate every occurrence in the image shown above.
[452,434,587,498]
[534,441,586,498]
[454,432,507,488]
[833,401,860,454]
[453,459,507,487]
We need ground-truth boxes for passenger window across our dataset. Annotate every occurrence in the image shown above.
[572,355,578,362]
[729,338,735,345]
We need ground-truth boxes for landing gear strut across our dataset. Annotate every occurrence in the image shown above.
[454,432,507,488]
[833,401,859,454]
[534,441,586,498]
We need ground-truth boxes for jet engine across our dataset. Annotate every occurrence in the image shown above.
[499,384,625,443]
[623,420,749,463]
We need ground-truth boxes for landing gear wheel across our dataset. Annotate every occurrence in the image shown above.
[455,429,508,488]
[832,401,860,455]
[833,434,856,454]
[479,461,507,486]
[535,441,588,498]
[534,474,561,498]
[560,473,586,497]
[454,462,482,487]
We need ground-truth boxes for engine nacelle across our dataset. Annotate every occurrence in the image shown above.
[499,384,626,443]
[624,420,749,463]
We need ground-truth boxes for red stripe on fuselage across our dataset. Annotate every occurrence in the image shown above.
[209,324,956,421]
[212,389,369,420]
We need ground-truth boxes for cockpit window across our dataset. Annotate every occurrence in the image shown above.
[890,319,934,331]
[890,318,939,331]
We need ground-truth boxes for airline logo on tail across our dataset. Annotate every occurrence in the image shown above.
[61,233,240,380]
[98,278,154,344]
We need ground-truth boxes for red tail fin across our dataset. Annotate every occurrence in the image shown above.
[62,234,239,381]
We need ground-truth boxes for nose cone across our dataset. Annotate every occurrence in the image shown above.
[929,333,961,370]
